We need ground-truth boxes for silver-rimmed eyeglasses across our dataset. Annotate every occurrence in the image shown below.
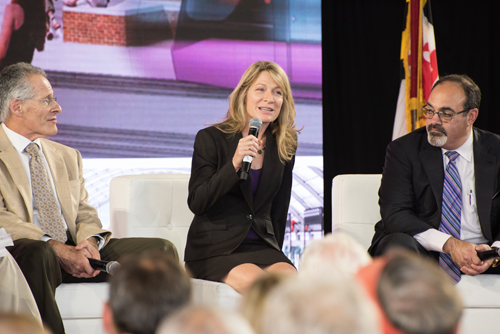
[25,97,58,106]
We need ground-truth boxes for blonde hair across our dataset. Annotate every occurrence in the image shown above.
[215,61,299,163]
[240,272,290,332]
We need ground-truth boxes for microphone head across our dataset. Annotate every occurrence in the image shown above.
[106,261,121,275]
[249,117,263,130]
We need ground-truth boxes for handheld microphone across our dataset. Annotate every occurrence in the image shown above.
[88,258,121,275]
[240,117,263,181]
[477,248,500,261]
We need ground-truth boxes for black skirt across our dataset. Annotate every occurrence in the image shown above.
[185,238,294,282]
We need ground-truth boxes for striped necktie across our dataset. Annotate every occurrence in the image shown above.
[439,151,462,283]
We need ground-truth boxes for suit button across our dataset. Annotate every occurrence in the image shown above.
[247,214,253,220]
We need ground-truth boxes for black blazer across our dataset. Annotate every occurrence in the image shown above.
[184,126,294,262]
[369,126,500,254]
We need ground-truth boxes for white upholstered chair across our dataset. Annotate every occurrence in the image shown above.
[54,174,240,334]
[109,174,241,310]
[55,282,108,334]
[331,174,500,334]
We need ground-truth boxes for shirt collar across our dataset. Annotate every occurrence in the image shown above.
[441,128,473,163]
[2,123,43,154]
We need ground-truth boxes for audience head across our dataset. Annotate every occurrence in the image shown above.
[157,305,255,334]
[103,251,191,334]
[0,312,52,334]
[378,249,463,334]
[240,272,290,332]
[0,62,47,123]
[260,276,380,334]
[357,249,463,334]
[299,232,372,279]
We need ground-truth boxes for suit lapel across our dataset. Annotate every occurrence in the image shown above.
[230,133,254,209]
[41,140,74,226]
[419,133,444,212]
[472,128,496,241]
[0,127,33,221]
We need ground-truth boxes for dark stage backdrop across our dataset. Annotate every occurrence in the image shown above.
[323,1,500,233]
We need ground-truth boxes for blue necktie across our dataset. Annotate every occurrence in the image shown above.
[439,151,462,283]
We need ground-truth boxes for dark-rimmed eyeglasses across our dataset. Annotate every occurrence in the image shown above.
[421,105,468,123]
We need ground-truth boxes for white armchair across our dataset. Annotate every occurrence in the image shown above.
[331,174,500,334]
[109,174,241,310]
[53,174,241,334]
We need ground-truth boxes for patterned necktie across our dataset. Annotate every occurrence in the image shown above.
[25,143,67,243]
[439,151,462,283]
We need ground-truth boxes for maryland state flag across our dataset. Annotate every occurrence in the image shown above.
[392,0,438,140]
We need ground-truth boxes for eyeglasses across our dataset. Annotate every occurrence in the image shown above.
[421,105,468,123]
[25,97,58,106]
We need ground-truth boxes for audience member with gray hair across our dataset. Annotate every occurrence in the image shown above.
[156,305,255,334]
[299,232,371,279]
[260,276,380,334]
[103,251,191,334]
[357,249,463,334]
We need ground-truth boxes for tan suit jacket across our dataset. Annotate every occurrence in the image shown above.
[0,127,111,244]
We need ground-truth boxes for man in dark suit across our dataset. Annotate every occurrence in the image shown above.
[369,74,500,281]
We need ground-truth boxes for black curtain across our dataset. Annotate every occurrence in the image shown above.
[322,1,500,233]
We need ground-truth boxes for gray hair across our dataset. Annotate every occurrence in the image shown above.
[157,305,255,334]
[260,276,380,334]
[109,251,192,334]
[0,63,47,123]
[299,232,372,279]
[378,250,463,334]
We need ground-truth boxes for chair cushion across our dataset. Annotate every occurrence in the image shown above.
[109,174,193,262]
[190,278,241,311]
[331,174,382,249]
[55,282,109,319]
[61,319,105,334]
[456,275,500,307]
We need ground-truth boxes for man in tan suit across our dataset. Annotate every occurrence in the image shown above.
[0,63,178,334]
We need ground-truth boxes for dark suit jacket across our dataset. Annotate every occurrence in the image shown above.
[184,126,294,262]
[369,126,500,254]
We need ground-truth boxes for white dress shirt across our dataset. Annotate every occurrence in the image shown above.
[414,129,500,251]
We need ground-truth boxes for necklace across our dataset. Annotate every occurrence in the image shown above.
[258,146,266,155]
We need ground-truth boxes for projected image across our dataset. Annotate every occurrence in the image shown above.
[0,0,322,265]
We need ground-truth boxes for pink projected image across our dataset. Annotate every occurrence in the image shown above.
[0,0,322,265]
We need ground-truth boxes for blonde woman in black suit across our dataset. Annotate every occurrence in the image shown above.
[185,61,299,293]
